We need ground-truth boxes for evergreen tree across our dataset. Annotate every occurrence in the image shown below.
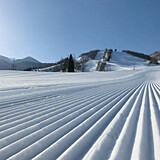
[68,54,74,72]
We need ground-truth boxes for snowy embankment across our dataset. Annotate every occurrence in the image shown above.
[0,67,160,160]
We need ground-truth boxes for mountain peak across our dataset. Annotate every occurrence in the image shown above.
[21,56,40,63]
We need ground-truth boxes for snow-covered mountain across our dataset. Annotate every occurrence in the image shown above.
[39,49,150,72]
[78,49,150,72]
[0,49,154,71]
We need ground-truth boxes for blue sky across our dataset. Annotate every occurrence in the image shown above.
[0,0,160,62]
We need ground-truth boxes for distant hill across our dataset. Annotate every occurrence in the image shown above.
[0,55,53,70]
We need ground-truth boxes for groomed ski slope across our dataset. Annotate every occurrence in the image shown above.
[84,51,148,72]
[0,67,160,160]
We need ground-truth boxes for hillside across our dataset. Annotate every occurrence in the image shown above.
[79,50,149,72]
[38,49,150,72]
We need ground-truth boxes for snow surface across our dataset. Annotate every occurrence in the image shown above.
[0,66,160,160]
